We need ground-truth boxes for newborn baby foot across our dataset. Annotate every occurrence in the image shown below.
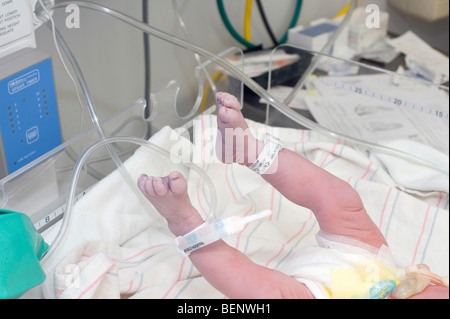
[215,92,263,165]
[137,171,204,236]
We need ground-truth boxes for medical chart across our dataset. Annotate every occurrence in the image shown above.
[305,74,449,153]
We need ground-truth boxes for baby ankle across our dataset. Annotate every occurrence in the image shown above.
[167,211,206,237]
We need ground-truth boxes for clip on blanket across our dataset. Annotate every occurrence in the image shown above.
[174,210,273,257]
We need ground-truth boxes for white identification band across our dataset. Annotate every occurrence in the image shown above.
[174,210,272,257]
[249,134,283,175]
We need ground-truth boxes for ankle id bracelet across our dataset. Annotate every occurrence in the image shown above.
[249,134,283,175]
[174,210,272,257]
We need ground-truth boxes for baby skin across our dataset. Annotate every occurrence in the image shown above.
[137,92,449,299]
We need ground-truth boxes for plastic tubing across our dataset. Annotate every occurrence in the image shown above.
[34,4,186,270]
[171,0,217,97]
[334,0,361,19]
[41,136,218,264]
[36,4,161,239]
[244,0,253,42]
[52,1,448,175]
[278,0,302,45]
[217,0,302,48]
[255,0,278,47]
[216,0,256,49]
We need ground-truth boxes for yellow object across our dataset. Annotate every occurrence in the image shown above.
[244,0,253,42]
[200,71,228,112]
[330,260,400,299]
[333,0,360,19]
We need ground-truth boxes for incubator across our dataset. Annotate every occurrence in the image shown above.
[0,0,448,299]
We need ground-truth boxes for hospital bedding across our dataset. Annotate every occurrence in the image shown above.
[39,114,449,299]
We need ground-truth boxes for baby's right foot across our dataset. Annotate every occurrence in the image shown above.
[137,171,204,236]
[215,92,263,166]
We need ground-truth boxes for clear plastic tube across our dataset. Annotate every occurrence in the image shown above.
[171,0,217,96]
[50,1,449,175]
[36,4,163,254]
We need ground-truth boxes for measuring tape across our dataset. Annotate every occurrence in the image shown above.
[320,77,449,120]
[34,189,90,232]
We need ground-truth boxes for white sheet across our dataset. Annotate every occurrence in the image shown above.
[39,115,449,299]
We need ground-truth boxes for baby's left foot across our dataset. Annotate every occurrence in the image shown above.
[137,171,204,236]
[215,92,263,165]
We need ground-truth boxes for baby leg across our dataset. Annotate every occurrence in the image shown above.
[215,92,387,250]
[137,171,313,299]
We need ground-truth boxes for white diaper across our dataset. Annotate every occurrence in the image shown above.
[278,231,403,299]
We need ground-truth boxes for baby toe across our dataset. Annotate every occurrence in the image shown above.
[168,171,187,195]
[138,175,156,198]
[216,92,240,110]
[218,103,240,126]
[223,94,241,111]
[152,177,169,196]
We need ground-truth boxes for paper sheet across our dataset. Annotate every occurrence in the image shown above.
[387,31,449,84]
[306,74,449,153]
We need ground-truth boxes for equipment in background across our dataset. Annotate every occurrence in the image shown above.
[0,0,61,180]
[0,48,62,179]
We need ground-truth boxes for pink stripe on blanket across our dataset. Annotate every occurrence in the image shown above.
[379,187,393,229]
[77,264,115,299]
[162,257,187,299]
[412,204,431,265]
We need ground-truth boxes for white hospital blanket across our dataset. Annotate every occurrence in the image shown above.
[39,115,449,299]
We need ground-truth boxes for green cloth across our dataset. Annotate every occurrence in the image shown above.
[1,209,48,299]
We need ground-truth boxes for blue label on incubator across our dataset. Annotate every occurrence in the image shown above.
[26,126,39,144]
[0,58,62,175]
[8,69,40,94]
